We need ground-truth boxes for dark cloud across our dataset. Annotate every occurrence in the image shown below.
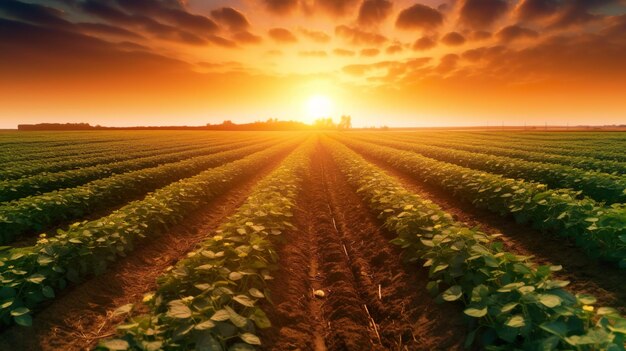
[0,17,188,79]
[232,31,262,44]
[207,35,237,48]
[458,0,509,30]
[496,25,539,42]
[0,0,72,29]
[386,44,403,54]
[515,0,559,22]
[299,50,328,57]
[461,45,506,62]
[262,0,299,14]
[80,1,210,45]
[114,0,219,33]
[441,32,466,46]
[299,28,331,43]
[360,48,380,57]
[468,30,492,41]
[358,0,393,26]
[316,0,360,17]
[335,25,387,46]
[268,27,298,43]
[333,48,356,56]
[412,36,437,50]
[395,4,443,31]
[78,22,144,39]
[547,0,615,29]
[211,7,249,32]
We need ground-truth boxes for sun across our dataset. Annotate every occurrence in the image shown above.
[305,95,333,123]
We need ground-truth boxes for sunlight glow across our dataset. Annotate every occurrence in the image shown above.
[305,95,333,123]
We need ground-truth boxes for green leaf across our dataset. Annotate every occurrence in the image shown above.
[100,339,130,351]
[211,309,230,321]
[540,321,568,337]
[248,288,265,298]
[538,294,561,308]
[113,303,133,316]
[10,307,29,317]
[240,333,261,345]
[464,307,487,318]
[194,320,216,330]
[166,300,192,319]
[442,285,463,302]
[42,286,55,298]
[233,295,255,307]
[14,313,32,327]
[26,274,46,284]
[577,294,597,305]
[505,315,525,328]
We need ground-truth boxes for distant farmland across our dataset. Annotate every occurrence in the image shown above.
[0,130,624,351]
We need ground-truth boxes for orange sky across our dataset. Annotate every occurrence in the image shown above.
[0,0,625,128]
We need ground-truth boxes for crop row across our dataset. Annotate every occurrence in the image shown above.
[98,139,314,351]
[0,139,285,245]
[385,133,626,175]
[0,137,267,203]
[336,136,626,268]
[324,137,626,350]
[0,138,302,327]
[354,135,626,204]
[0,136,234,180]
[393,133,626,163]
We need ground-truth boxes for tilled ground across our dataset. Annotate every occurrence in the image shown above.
[261,143,466,351]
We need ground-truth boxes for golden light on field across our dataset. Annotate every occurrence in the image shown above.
[305,95,333,124]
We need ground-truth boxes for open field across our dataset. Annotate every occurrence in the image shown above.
[0,130,624,351]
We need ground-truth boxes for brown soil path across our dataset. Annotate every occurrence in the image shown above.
[353,150,626,313]
[0,155,287,351]
[262,142,466,351]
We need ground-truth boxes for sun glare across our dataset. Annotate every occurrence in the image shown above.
[305,95,333,123]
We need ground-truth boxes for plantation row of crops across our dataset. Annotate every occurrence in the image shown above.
[0,131,623,351]
[336,136,626,267]
[350,135,626,204]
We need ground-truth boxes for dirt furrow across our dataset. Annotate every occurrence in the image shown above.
[319,145,466,351]
[0,156,286,351]
[355,152,626,313]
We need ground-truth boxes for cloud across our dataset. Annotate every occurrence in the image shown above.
[496,25,539,42]
[210,7,249,32]
[360,48,380,57]
[515,0,559,22]
[315,0,360,17]
[299,50,327,57]
[333,48,356,56]
[386,44,403,54]
[232,30,262,44]
[461,45,505,62]
[299,28,331,43]
[441,32,466,46]
[437,53,459,73]
[335,25,387,46]
[262,0,299,15]
[78,22,144,39]
[395,4,443,31]
[357,0,393,26]
[412,36,437,50]
[268,27,297,43]
[0,0,71,29]
[468,30,492,41]
[114,0,219,34]
[458,0,509,30]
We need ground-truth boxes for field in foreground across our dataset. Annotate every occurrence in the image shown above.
[0,130,624,351]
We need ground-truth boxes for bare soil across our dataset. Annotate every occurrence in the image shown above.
[261,143,466,351]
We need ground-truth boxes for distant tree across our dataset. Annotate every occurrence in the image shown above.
[338,115,352,130]
[314,118,336,130]
[222,120,234,125]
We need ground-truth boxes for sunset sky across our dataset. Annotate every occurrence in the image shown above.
[0,0,625,128]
